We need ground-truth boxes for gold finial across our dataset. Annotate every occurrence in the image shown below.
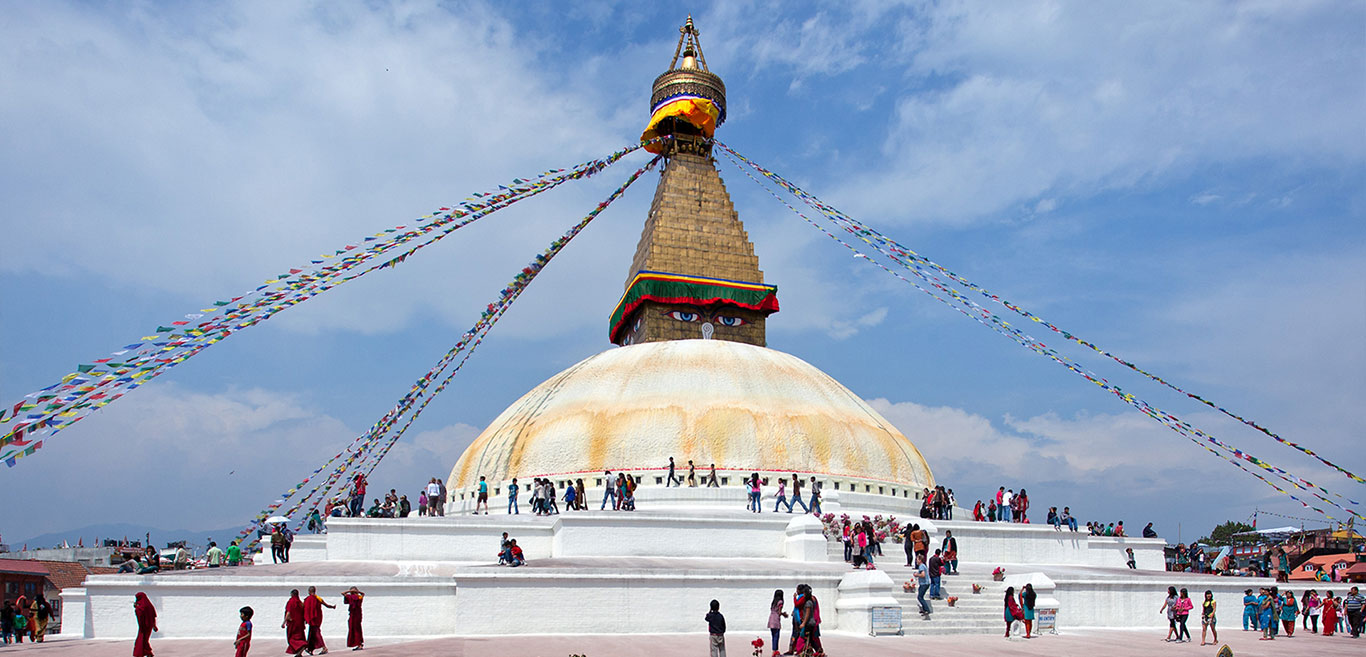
[668,14,709,72]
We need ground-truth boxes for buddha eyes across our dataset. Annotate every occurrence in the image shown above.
[715,316,748,327]
[663,310,748,327]
[667,310,701,322]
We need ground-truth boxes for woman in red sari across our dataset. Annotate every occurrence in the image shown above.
[282,590,308,656]
[1322,590,1338,636]
[342,586,365,650]
[133,592,157,657]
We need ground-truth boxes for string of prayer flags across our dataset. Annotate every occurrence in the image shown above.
[239,155,661,546]
[716,142,1362,523]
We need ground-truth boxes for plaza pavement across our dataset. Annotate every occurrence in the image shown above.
[11,628,1363,656]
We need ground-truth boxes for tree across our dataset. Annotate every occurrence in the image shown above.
[1198,520,1255,546]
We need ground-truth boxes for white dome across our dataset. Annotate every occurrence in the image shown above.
[449,339,933,489]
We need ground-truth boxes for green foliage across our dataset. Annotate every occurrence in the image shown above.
[1198,520,1255,546]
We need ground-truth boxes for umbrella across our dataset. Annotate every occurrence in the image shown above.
[265,516,290,525]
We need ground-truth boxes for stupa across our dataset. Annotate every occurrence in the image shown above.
[447,16,934,506]
[64,18,1265,647]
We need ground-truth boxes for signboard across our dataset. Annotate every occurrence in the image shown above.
[1036,607,1058,633]
[870,606,902,636]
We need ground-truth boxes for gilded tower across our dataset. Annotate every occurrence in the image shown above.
[609,17,779,347]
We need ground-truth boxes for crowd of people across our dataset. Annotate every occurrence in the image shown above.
[1232,584,1366,641]
[1,595,54,644]
[745,472,822,515]
[127,585,367,657]
[918,486,954,520]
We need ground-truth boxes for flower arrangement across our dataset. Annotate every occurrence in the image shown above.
[903,581,916,593]
[947,595,959,607]
[751,637,765,656]
[972,583,983,594]
[992,567,1006,581]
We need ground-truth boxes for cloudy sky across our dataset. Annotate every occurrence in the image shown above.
[2,1,1362,545]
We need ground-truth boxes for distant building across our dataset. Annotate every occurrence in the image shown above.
[0,558,117,634]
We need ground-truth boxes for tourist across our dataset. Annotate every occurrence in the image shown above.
[999,488,1012,522]
[1003,586,1022,637]
[1161,586,1179,641]
[987,500,997,522]
[707,463,719,487]
[1322,589,1337,635]
[688,459,697,487]
[1199,590,1217,646]
[350,473,367,517]
[1258,587,1275,640]
[529,478,544,515]
[786,587,805,654]
[1021,583,1037,638]
[1336,594,1347,633]
[622,474,637,510]
[704,599,726,657]
[942,530,958,575]
[575,479,587,510]
[946,488,956,519]
[789,473,809,513]
[398,495,411,518]
[303,585,335,653]
[282,523,295,563]
[1114,521,1126,537]
[475,475,490,514]
[133,592,157,657]
[773,478,788,512]
[616,473,629,511]
[227,539,243,567]
[206,541,226,568]
[1143,522,1158,538]
[1125,547,1136,569]
[1,600,13,645]
[425,478,440,516]
[910,523,929,564]
[436,478,448,516]
[807,477,822,515]
[766,589,787,657]
[1015,489,1029,523]
[505,539,525,567]
[342,587,364,651]
[1305,589,1320,633]
[973,500,985,521]
[667,457,681,487]
[1345,585,1365,637]
[30,596,51,642]
[1061,507,1078,532]
[11,600,26,644]
[563,480,578,510]
[900,522,913,566]
[601,470,617,510]
[282,590,308,656]
[850,525,867,569]
[138,545,161,574]
[1047,507,1060,530]
[798,584,824,654]
[1278,589,1297,637]
[916,555,932,618]
[748,473,762,513]
[927,549,944,599]
[417,489,428,516]
[234,606,253,657]
[1174,588,1193,642]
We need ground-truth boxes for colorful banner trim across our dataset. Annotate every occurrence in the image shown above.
[607,271,779,343]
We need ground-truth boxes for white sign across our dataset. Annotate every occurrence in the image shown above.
[1036,607,1057,633]
[870,606,902,636]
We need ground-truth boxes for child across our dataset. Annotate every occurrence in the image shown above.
[704,599,726,657]
[234,606,253,657]
[1125,548,1136,569]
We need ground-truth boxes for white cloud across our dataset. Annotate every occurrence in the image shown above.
[838,1,1365,223]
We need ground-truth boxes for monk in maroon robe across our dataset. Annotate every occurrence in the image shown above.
[303,586,335,653]
[342,587,365,650]
[282,589,308,655]
[133,592,157,657]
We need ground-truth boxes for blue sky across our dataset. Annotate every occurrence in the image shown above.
[2,1,1363,545]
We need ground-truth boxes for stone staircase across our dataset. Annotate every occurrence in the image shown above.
[826,540,1008,635]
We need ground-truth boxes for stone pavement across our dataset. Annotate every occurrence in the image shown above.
[14,628,1363,656]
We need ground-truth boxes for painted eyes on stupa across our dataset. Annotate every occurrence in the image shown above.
[663,310,748,326]
[714,315,748,327]
[667,310,701,322]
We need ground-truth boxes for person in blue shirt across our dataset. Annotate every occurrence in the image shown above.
[1242,588,1259,631]
[507,478,520,514]
[475,476,490,514]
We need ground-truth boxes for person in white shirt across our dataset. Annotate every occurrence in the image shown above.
[1001,489,1014,523]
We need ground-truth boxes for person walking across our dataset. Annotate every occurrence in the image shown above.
[789,474,809,513]
[797,584,824,655]
[915,556,933,619]
[807,477,822,515]
[31,596,51,642]
[706,463,719,487]
[133,592,157,657]
[1306,589,1321,633]
[765,589,787,657]
[927,550,944,600]
[1279,589,1298,637]
[1,600,14,645]
[234,606,253,657]
[666,457,682,487]
[1161,586,1179,641]
[1322,589,1338,636]
[704,599,726,657]
[901,522,914,566]
[206,541,226,568]
[687,460,697,487]
[773,478,788,513]
[417,489,428,517]
[748,473,762,513]
[1344,586,1365,637]
[475,476,490,514]
[342,587,365,651]
[1004,586,1022,637]
[1199,590,1218,646]
[1258,587,1275,640]
[1174,588,1193,642]
[303,585,335,654]
[282,590,308,656]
